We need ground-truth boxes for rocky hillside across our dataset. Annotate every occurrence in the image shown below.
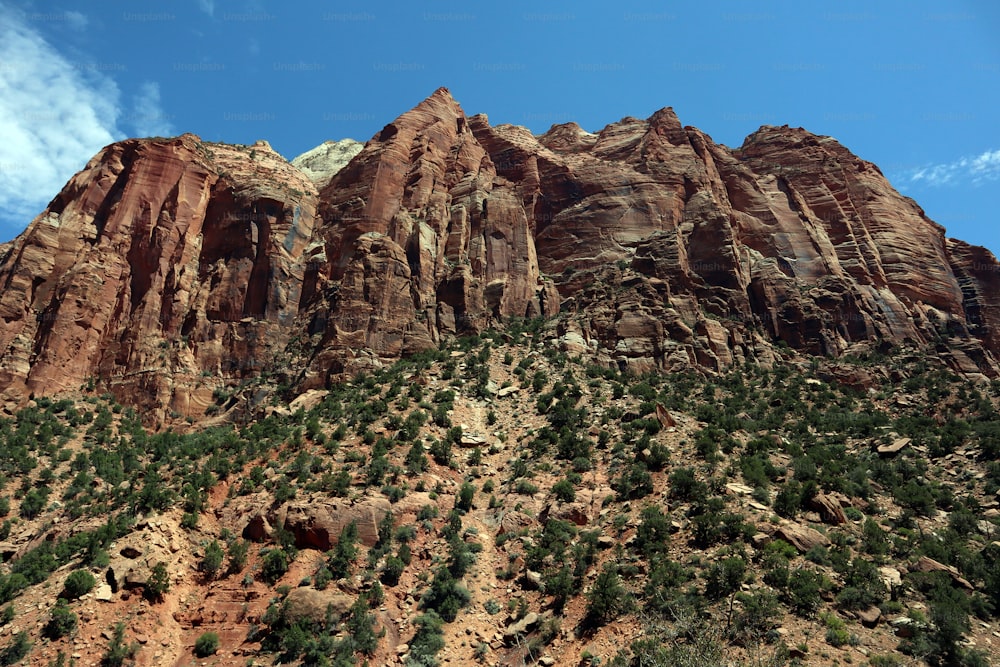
[0,334,997,666]
[0,88,998,422]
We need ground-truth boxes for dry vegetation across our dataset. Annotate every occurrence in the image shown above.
[0,319,999,666]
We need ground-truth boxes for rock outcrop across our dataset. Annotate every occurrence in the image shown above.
[1,87,999,414]
[291,139,364,189]
[0,135,318,421]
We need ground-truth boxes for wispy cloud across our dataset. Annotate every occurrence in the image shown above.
[129,82,174,137]
[0,5,170,239]
[906,149,1000,187]
[197,0,215,17]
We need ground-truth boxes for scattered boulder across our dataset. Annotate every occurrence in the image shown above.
[857,606,881,628]
[283,588,353,626]
[774,521,830,553]
[809,493,847,524]
[878,566,903,590]
[459,433,488,448]
[498,511,534,536]
[504,612,541,645]
[910,556,973,591]
[655,403,676,428]
[280,496,392,550]
[877,438,911,456]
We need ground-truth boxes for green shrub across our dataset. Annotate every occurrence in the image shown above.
[194,632,219,657]
[44,599,77,639]
[144,562,170,601]
[552,478,576,503]
[0,632,30,666]
[102,622,137,667]
[584,564,631,628]
[260,549,289,585]
[822,612,854,647]
[61,570,95,600]
[200,539,224,579]
[785,568,824,617]
[455,483,475,513]
[407,612,445,666]
[227,538,249,574]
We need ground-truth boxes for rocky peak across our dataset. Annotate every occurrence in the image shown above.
[0,90,998,416]
[291,139,364,189]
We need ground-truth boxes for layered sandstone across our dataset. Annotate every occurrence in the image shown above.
[0,135,319,421]
[1,88,999,415]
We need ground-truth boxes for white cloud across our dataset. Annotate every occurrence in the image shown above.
[907,149,1000,187]
[128,82,174,138]
[0,5,170,239]
[197,0,215,17]
[64,10,88,31]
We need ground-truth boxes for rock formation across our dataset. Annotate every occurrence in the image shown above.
[1,87,999,416]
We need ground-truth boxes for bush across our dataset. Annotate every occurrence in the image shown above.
[260,549,289,584]
[194,632,219,657]
[704,557,745,601]
[200,539,224,579]
[552,478,576,503]
[408,612,445,666]
[382,556,406,586]
[144,562,170,601]
[327,521,359,580]
[44,599,77,639]
[227,538,249,574]
[420,567,470,622]
[0,632,30,666]
[455,483,475,513]
[61,570,95,600]
[102,622,137,667]
[584,564,630,628]
[785,568,824,617]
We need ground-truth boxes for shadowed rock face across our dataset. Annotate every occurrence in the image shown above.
[1,88,998,415]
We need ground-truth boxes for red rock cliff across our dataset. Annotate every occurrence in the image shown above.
[1,88,999,413]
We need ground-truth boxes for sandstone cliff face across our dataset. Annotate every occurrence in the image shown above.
[1,88,999,413]
[0,134,319,420]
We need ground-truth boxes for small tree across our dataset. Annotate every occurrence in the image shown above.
[144,562,170,601]
[62,570,96,600]
[227,538,249,574]
[194,632,219,657]
[455,482,475,513]
[201,539,224,579]
[327,521,358,580]
[44,599,78,639]
[0,632,30,666]
[260,548,289,584]
[584,564,630,628]
[102,622,137,667]
[345,595,383,656]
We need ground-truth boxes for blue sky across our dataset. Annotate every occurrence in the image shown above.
[1,1,998,257]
